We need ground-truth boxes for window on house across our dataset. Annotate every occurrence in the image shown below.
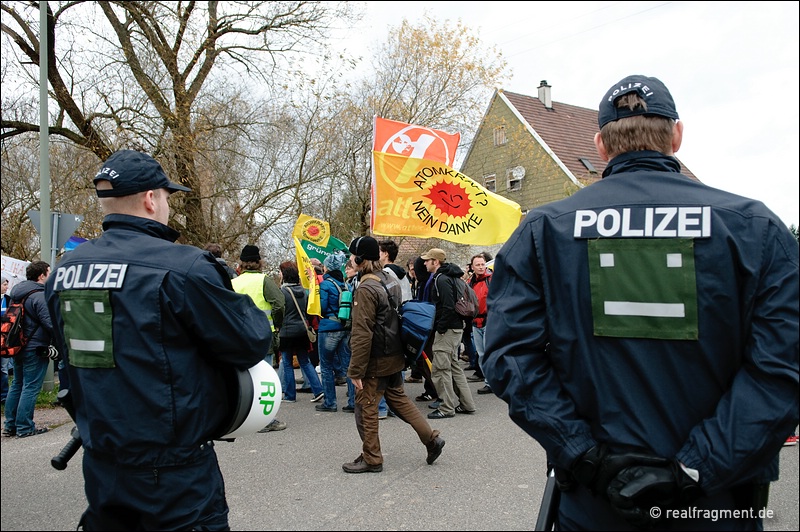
[507,166,524,192]
[484,174,496,192]
[579,157,597,173]
[493,127,506,146]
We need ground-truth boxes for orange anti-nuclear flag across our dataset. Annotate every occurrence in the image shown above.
[371,117,522,245]
[372,116,460,166]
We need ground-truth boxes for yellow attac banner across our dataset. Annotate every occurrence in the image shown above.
[292,214,330,248]
[371,117,522,245]
[371,117,522,246]
[293,236,321,317]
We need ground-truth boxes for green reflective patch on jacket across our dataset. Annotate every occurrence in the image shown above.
[60,289,115,368]
[589,238,698,340]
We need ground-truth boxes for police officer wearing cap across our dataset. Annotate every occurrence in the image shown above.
[483,76,799,530]
[45,149,272,530]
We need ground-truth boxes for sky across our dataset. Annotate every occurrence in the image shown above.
[341,1,799,228]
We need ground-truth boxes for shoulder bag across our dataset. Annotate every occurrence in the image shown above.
[286,287,317,343]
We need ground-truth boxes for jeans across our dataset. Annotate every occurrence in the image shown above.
[0,356,10,402]
[473,325,488,385]
[281,345,323,401]
[462,326,477,369]
[3,349,49,435]
[318,330,354,409]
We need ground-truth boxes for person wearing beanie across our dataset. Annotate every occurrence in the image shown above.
[44,149,272,530]
[315,250,355,413]
[483,75,799,530]
[341,236,445,473]
[231,244,284,364]
[239,244,261,263]
[323,250,347,272]
[231,244,287,433]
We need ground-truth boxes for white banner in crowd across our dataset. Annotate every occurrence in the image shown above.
[1,254,30,292]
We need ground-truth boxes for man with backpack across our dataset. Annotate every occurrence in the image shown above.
[3,260,54,438]
[342,236,445,473]
[421,248,476,420]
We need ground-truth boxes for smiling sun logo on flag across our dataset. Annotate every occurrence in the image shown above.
[424,180,472,218]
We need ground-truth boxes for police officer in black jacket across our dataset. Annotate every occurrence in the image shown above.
[484,76,799,530]
[45,150,271,530]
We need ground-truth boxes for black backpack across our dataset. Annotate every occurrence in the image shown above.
[1,289,41,358]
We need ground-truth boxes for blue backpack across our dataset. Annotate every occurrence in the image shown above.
[364,274,435,368]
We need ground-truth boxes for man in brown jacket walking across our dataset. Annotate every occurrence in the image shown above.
[342,236,445,473]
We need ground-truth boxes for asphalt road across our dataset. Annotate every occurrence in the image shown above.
[2,378,798,531]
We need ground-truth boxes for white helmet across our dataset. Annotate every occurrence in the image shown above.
[218,360,282,439]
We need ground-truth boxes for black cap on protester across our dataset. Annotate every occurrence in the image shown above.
[240,245,261,262]
[598,75,679,129]
[94,150,191,198]
[348,236,380,261]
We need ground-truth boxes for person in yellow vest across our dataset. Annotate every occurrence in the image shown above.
[232,244,287,432]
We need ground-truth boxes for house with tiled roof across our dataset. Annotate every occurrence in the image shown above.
[460,81,698,218]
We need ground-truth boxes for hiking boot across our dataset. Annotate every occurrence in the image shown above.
[342,455,382,474]
[426,436,446,465]
[258,420,287,432]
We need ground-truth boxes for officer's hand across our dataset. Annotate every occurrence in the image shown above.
[571,444,670,498]
[607,460,703,529]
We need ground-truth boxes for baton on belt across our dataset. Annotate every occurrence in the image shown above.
[51,389,82,470]
[534,468,560,531]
